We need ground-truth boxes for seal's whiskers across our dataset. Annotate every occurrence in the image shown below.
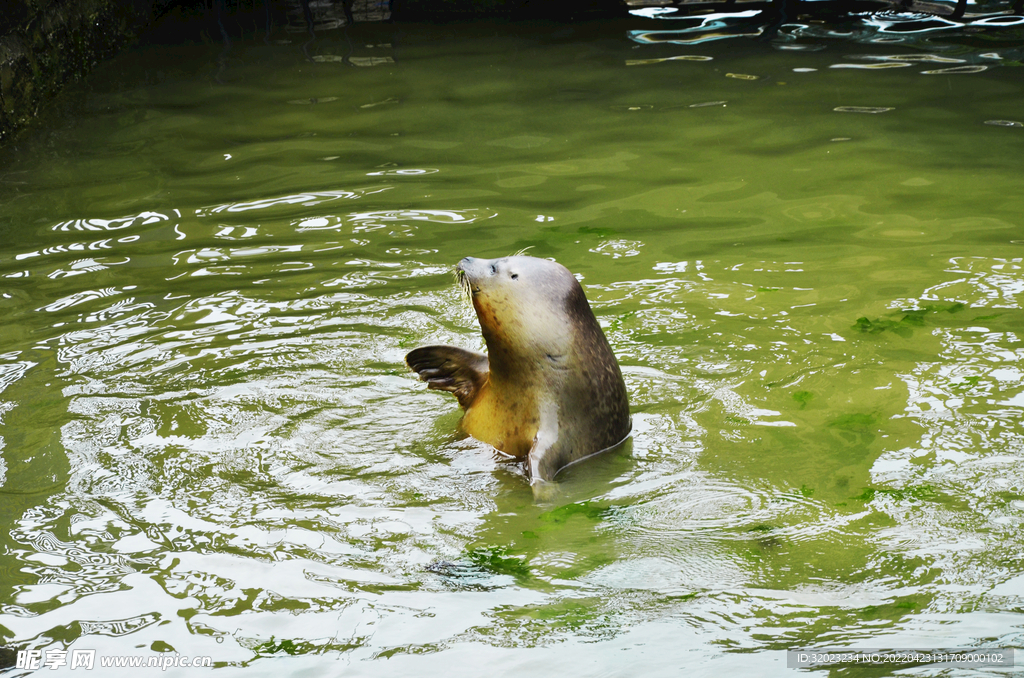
[454,267,473,306]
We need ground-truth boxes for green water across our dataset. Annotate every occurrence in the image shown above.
[1,12,1023,676]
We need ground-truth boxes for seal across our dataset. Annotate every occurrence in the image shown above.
[406,255,630,488]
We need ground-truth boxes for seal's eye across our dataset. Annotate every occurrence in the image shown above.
[489,263,497,275]
[511,273,519,280]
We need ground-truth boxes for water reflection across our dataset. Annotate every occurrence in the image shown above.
[922,64,989,72]
[54,212,171,232]
[201,189,377,215]
[628,4,1024,67]
[833,105,894,112]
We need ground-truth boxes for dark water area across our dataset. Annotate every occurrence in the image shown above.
[0,4,1022,675]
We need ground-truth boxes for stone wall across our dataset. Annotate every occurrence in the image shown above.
[0,0,174,145]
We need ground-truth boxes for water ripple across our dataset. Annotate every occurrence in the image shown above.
[54,211,173,232]
[199,189,381,216]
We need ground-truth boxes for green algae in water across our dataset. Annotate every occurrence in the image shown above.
[852,302,968,337]
[466,546,532,580]
[537,501,609,525]
[792,391,813,408]
[828,413,878,429]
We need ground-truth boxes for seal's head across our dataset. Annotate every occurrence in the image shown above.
[457,255,586,372]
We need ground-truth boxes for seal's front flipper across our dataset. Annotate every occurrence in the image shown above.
[406,346,489,409]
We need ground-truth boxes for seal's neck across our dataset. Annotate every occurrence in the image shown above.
[482,335,545,380]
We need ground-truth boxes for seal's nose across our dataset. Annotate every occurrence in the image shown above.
[456,257,475,272]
